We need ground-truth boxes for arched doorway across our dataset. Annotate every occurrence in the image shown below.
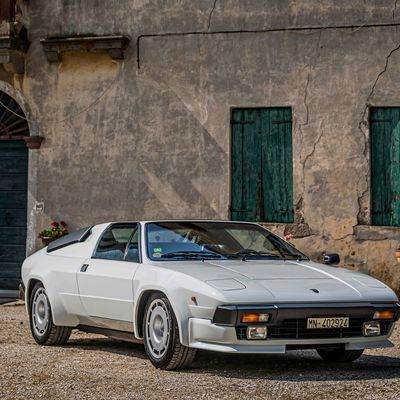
[0,90,29,296]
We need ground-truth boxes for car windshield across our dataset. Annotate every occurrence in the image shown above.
[146,221,308,261]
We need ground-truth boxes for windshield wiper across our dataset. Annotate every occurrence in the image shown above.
[160,251,223,260]
[232,250,282,261]
[282,253,306,260]
[275,251,307,261]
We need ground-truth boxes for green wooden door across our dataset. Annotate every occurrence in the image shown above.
[371,107,400,226]
[0,141,28,291]
[231,108,294,222]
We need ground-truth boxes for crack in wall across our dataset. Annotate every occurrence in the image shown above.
[358,41,400,156]
[333,233,353,241]
[301,70,311,128]
[393,0,399,21]
[294,32,323,240]
[302,128,324,173]
[54,61,123,125]
[332,176,369,241]
[136,21,400,69]
[335,176,369,241]
[299,30,322,206]
[356,184,369,224]
[298,67,311,165]
[207,0,218,32]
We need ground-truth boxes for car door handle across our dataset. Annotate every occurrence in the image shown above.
[80,264,89,272]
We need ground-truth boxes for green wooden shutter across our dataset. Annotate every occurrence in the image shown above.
[371,107,400,226]
[0,140,28,291]
[261,108,294,222]
[231,108,294,223]
[231,109,261,221]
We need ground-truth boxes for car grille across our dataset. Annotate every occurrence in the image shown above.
[236,319,392,340]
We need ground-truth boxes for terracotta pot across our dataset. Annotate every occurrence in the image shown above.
[395,249,400,263]
[40,237,55,246]
[24,136,44,149]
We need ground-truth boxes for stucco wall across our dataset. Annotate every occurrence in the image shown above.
[6,1,400,291]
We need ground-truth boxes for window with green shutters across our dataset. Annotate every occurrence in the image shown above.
[371,107,400,226]
[231,108,294,223]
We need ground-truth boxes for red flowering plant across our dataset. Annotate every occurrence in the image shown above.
[284,233,294,241]
[38,220,69,240]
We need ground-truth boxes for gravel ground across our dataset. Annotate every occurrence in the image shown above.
[1,303,400,400]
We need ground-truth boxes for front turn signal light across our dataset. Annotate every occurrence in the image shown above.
[373,310,395,320]
[241,313,270,323]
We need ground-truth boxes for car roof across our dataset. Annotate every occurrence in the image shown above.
[95,220,261,226]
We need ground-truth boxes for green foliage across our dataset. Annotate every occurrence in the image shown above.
[38,221,69,239]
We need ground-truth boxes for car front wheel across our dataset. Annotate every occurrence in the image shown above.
[143,293,197,370]
[317,347,364,362]
[29,282,71,345]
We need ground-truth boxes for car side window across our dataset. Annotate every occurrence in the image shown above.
[93,225,135,261]
[125,227,140,262]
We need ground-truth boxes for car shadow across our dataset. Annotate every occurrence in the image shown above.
[65,335,148,360]
[188,350,400,381]
[64,335,400,381]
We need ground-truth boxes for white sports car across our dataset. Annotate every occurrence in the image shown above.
[21,220,399,369]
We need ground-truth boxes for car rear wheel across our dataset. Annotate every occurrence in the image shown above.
[317,347,364,362]
[29,282,71,345]
[143,293,197,370]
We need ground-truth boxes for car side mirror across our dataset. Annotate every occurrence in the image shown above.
[324,253,340,265]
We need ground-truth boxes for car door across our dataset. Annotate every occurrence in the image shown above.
[77,223,141,330]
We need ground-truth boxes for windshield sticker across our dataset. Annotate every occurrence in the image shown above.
[153,247,162,253]
[153,252,162,258]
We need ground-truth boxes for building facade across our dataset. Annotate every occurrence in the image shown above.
[1,0,400,296]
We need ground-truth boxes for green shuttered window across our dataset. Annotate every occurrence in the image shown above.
[231,108,294,223]
[371,107,400,226]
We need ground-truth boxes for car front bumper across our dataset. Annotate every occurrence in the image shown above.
[187,302,400,353]
[188,318,395,353]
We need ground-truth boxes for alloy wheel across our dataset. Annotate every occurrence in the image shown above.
[31,287,50,337]
[145,299,171,359]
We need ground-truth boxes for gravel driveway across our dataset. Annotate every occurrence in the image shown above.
[1,302,400,400]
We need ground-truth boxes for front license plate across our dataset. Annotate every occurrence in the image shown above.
[307,317,349,329]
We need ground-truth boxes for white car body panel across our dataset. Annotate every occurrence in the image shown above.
[21,220,399,352]
[77,258,138,323]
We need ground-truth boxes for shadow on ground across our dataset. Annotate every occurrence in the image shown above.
[190,351,400,381]
[66,335,400,381]
[67,336,147,360]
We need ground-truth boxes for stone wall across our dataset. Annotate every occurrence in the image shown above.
[3,1,400,291]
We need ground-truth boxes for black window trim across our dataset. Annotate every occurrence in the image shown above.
[91,222,142,263]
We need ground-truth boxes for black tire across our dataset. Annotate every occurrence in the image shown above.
[29,282,71,345]
[317,347,364,362]
[143,293,197,370]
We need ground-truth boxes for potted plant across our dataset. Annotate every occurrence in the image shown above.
[38,221,69,246]
[23,136,44,149]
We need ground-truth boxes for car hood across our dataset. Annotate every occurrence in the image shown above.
[155,259,398,303]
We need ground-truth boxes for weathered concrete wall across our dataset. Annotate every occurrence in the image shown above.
[5,1,400,291]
